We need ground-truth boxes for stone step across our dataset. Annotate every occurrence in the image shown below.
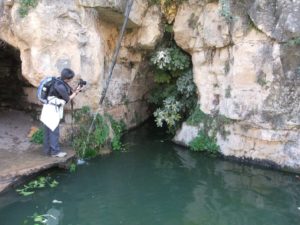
[0,146,76,193]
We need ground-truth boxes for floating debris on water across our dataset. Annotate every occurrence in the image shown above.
[77,159,86,165]
[52,200,62,204]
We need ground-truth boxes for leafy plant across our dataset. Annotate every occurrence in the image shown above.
[187,106,232,153]
[73,106,126,157]
[31,128,43,144]
[186,107,207,126]
[16,176,58,196]
[190,107,232,138]
[73,107,109,159]
[189,130,219,154]
[148,40,197,133]
[109,116,126,151]
[150,70,197,133]
[69,163,76,173]
[154,96,182,130]
[18,0,38,18]
[24,213,53,225]
[154,70,172,83]
[150,46,190,72]
[151,49,172,70]
[148,84,177,105]
[176,70,196,97]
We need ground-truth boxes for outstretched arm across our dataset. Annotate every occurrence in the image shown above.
[70,86,83,100]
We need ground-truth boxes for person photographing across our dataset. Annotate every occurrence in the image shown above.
[40,68,85,157]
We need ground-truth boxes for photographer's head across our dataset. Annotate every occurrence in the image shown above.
[61,68,75,82]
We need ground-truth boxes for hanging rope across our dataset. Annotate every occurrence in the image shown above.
[77,0,134,158]
[99,0,134,105]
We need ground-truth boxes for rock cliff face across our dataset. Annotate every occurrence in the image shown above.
[0,0,162,127]
[0,0,299,169]
[173,0,300,170]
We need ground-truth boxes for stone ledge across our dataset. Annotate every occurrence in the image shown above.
[0,145,76,194]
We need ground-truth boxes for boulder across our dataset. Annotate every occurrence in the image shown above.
[173,0,300,170]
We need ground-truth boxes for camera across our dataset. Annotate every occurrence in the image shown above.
[78,79,87,88]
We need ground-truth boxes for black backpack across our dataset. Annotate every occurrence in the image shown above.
[37,77,58,104]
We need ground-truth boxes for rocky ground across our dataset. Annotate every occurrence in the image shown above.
[0,109,75,194]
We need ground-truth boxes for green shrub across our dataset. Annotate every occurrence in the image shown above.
[148,84,177,105]
[154,70,172,83]
[186,106,232,153]
[72,107,125,158]
[189,131,219,154]
[151,70,197,133]
[73,107,109,158]
[18,0,38,18]
[176,70,197,113]
[149,41,197,133]
[109,116,126,151]
[150,46,190,72]
[69,163,76,173]
[154,96,182,130]
[186,107,207,126]
[176,70,195,97]
[188,106,232,138]
[31,128,43,144]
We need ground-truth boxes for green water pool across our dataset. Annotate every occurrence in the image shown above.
[0,123,300,225]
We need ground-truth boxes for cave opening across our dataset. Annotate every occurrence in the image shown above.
[0,40,32,110]
[0,40,39,149]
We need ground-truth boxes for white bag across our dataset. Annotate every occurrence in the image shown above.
[40,97,66,131]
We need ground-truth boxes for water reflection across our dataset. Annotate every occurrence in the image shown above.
[182,157,300,225]
[174,146,197,170]
[0,123,300,225]
[46,207,63,225]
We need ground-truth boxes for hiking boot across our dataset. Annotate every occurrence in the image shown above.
[52,152,67,158]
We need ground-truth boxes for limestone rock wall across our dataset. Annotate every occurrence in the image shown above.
[0,0,162,128]
[173,0,300,169]
[0,0,299,169]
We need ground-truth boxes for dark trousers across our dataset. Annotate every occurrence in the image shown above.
[43,125,60,155]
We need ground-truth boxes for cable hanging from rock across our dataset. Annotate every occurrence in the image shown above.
[99,0,134,105]
[78,0,134,158]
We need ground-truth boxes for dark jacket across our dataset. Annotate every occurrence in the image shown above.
[48,78,72,103]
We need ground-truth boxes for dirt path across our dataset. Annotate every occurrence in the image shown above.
[0,109,35,153]
[0,109,75,193]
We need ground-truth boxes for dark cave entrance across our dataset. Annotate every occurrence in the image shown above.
[0,40,39,153]
[0,40,30,110]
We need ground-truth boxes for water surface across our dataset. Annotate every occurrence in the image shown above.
[0,123,300,225]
